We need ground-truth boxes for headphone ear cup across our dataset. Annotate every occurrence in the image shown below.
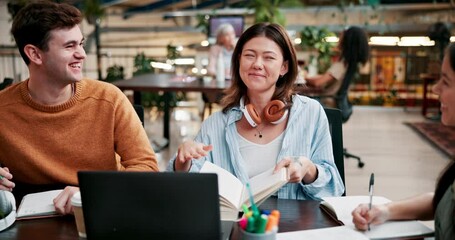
[263,100,287,124]
[245,104,262,127]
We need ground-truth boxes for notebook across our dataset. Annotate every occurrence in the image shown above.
[78,171,224,240]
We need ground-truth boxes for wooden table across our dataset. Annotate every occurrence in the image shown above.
[113,74,229,145]
[0,198,340,240]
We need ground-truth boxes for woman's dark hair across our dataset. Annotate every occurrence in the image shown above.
[221,22,298,112]
[340,26,370,67]
[432,42,455,211]
[337,26,370,95]
[11,1,82,65]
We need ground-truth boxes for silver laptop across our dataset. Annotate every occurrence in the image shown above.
[78,171,226,240]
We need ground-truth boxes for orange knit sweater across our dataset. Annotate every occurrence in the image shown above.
[0,79,158,186]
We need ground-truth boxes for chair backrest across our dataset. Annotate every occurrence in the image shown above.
[0,78,13,91]
[133,104,144,127]
[336,64,357,123]
[324,107,346,196]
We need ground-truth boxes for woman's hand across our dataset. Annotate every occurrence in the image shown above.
[351,203,390,230]
[53,186,80,215]
[174,140,213,172]
[0,167,15,191]
[274,156,318,184]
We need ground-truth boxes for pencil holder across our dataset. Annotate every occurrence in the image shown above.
[238,227,277,240]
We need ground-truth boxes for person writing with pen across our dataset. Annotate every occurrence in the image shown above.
[0,1,158,215]
[352,43,455,240]
[167,22,344,200]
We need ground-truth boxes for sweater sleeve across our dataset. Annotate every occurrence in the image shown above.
[113,90,159,172]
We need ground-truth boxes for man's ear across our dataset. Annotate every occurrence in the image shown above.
[24,44,43,65]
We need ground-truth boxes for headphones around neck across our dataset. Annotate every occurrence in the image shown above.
[0,190,16,232]
[240,97,289,128]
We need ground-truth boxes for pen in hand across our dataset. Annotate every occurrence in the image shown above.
[368,173,375,231]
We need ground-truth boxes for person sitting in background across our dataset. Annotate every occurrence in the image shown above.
[305,26,369,107]
[0,1,158,215]
[207,23,237,79]
[352,42,455,240]
[168,22,344,200]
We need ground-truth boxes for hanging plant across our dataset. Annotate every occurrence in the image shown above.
[195,14,210,35]
[247,0,302,26]
[83,0,105,25]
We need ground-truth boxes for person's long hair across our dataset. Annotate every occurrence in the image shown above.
[337,26,370,95]
[221,22,298,112]
[432,43,455,211]
[340,26,369,68]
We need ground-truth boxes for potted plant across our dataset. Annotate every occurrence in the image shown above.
[299,26,336,74]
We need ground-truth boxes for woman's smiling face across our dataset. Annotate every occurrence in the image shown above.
[238,36,288,95]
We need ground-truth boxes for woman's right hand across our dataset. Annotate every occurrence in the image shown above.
[174,140,213,172]
[0,167,15,191]
[351,203,390,230]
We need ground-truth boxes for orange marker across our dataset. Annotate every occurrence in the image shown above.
[265,215,278,232]
[271,210,280,226]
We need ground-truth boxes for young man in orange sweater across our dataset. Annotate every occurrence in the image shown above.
[0,1,158,215]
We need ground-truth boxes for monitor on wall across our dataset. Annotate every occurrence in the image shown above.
[208,15,244,44]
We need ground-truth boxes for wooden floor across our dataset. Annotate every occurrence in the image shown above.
[144,103,449,206]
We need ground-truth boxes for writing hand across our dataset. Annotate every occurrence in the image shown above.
[0,167,15,191]
[53,186,80,215]
[175,140,213,172]
[351,203,390,230]
[274,156,317,184]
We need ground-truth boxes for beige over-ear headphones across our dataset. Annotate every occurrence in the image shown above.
[240,96,288,128]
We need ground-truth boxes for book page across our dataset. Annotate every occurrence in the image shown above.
[277,226,369,240]
[200,161,244,210]
[321,196,434,239]
[17,189,63,219]
[242,167,288,207]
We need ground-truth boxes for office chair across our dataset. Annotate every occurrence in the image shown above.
[334,64,365,168]
[324,107,346,196]
[0,78,13,91]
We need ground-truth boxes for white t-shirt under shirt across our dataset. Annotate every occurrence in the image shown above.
[237,132,285,178]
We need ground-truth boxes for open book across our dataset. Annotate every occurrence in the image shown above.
[16,190,63,220]
[200,161,288,220]
[320,196,435,240]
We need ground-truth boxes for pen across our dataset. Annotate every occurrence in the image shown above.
[368,173,375,231]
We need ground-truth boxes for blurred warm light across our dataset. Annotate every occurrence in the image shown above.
[450,36,455,42]
[325,36,339,43]
[398,37,434,46]
[174,58,195,65]
[201,40,209,47]
[191,68,198,74]
[294,38,301,44]
[200,69,207,75]
[369,36,399,46]
[176,45,184,51]
[151,61,173,70]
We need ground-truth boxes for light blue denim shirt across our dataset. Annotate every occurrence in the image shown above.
[167,94,345,200]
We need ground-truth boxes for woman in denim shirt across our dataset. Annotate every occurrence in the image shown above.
[168,23,344,200]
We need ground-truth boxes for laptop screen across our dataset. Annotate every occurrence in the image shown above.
[78,171,221,240]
